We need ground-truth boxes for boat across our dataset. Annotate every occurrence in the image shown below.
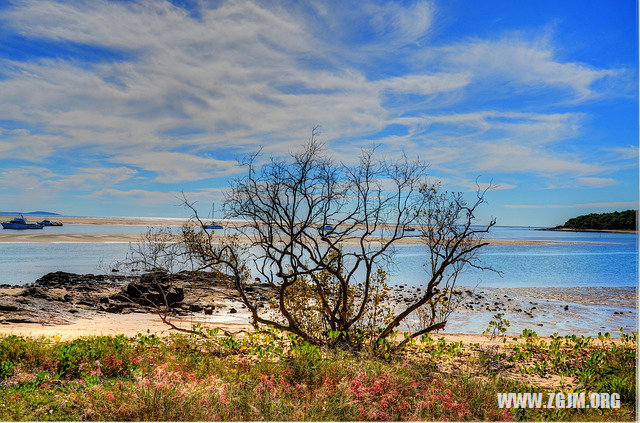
[403,227,416,232]
[1,215,44,230]
[318,224,334,235]
[38,219,63,226]
[203,203,224,230]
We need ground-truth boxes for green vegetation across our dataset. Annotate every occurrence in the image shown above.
[561,210,636,231]
[0,328,635,421]
[483,313,511,340]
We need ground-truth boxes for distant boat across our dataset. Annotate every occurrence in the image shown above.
[1,215,44,230]
[203,203,224,230]
[38,219,63,226]
[318,224,334,235]
[403,227,416,232]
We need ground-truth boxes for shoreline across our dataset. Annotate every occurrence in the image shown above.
[539,227,638,234]
[0,232,618,246]
[11,214,639,233]
[1,270,635,339]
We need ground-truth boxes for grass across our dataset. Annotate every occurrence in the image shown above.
[0,328,636,421]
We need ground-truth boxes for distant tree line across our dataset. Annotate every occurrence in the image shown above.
[561,210,637,230]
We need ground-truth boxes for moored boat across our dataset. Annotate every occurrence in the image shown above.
[203,203,224,230]
[38,219,63,226]
[318,224,334,235]
[1,215,44,229]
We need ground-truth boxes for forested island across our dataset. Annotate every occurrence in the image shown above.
[550,210,637,232]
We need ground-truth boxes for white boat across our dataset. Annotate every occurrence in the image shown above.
[1,215,44,230]
[38,219,63,226]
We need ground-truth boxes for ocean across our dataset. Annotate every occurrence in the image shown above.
[0,224,636,288]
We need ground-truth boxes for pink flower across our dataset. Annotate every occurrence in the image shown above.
[219,391,229,405]
[417,400,430,409]
[104,391,115,402]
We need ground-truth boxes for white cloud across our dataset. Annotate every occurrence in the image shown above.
[112,152,237,183]
[0,166,137,191]
[0,0,631,206]
[606,145,639,161]
[428,36,622,101]
[88,187,225,205]
[576,177,618,188]
[457,180,517,192]
[379,73,471,95]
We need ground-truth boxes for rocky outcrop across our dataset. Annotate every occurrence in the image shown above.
[0,270,273,325]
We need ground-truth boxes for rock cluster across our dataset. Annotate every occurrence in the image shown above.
[0,270,270,325]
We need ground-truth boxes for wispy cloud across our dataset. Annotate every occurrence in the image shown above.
[606,145,639,161]
[425,36,623,101]
[0,0,634,217]
[576,177,618,188]
[87,187,225,206]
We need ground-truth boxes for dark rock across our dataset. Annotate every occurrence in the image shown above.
[123,280,184,308]
[229,308,237,314]
[563,305,569,311]
[99,297,110,304]
[0,303,20,312]
[2,317,36,324]
[103,302,131,313]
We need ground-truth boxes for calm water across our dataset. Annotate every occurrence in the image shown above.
[0,225,636,288]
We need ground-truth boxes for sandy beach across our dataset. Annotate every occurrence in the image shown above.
[0,312,530,346]
[46,216,191,226]
[0,312,250,339]
[0,216,625,245]
[0,231,616,246]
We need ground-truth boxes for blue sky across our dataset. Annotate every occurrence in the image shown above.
[0,0,637,226]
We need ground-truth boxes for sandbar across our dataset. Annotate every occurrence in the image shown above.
[0,232,615,246]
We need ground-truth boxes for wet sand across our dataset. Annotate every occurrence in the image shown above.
[1,285,635,339]
[41,216,190,226]
[442,286,637,336]
[0,232,614,246]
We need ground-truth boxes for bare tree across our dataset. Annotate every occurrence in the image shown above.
[382,183,496,348]
[178,130,495,349]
